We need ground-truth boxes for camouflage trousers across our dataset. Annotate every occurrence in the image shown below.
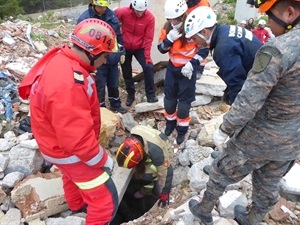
[203,143,294,216]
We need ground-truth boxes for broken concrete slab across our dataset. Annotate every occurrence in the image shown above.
[99,107,118,148]
[134,96,164,113]
[11,172,68,222]
[280,163,300,202]
[111,164,133,204]
[0,207,22,225]
[196,74,226,97]
[218,190,248,219]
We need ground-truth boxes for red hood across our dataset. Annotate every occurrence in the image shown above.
[18,46,95,100]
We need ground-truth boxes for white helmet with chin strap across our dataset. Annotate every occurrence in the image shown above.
[164,0,187,19]
[185,6,217,39]
[131,0,148,11]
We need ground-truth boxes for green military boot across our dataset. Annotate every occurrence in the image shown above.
[189,199,213,225]
[234,204,267,225]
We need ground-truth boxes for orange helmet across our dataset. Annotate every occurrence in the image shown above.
[116,137,144,169]
[257,0,300,12]
[71,18,118,55]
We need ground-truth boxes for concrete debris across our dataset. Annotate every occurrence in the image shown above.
[0,15,299,225]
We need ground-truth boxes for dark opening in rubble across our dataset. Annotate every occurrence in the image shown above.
[110,177,158,225]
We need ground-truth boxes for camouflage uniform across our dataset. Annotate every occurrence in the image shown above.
[201,23,300,223]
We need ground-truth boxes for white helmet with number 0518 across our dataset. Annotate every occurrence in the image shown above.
[185,6,217,39]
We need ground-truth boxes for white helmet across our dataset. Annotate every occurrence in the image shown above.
[185,6,217,38]
[164,0,187,19]
[240,20,246,24]
[258,19,266,25]
[131,0,148,11]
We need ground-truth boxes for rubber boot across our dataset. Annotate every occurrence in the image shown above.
[189,192,217,225]
[234,204,266,225]
[165,120,177,136]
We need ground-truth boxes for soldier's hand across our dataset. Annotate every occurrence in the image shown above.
[158,192,169,208]
[213,124,230,151]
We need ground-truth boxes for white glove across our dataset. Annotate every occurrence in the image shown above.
[167,29,182,42]
[120,55,125,64]
[181,61,193,79]
[213,127,229,152]
[103,155,114,173]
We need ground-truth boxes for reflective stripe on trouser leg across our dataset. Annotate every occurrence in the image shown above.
[85,177,118,225]
[55,162,118,225]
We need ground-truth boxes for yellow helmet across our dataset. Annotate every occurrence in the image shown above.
[90,0,111,7]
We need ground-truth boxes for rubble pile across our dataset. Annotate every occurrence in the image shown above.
[0,19,300,225]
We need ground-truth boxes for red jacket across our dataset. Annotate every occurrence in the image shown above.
[114,5,155,61]
[18,46,108,169]
[252,28,270,44]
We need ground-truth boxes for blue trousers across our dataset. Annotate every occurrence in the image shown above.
[121,49,156,99]
[95,63,122,109]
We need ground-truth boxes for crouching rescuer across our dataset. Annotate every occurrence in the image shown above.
[18,19,120,225]
[116,125,174,207]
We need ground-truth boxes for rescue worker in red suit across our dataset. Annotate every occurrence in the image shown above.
[114,0,158,106]
[116,125,173,208]
[157,0,209,145]
[252,19,271,44]
[18,19,118,225]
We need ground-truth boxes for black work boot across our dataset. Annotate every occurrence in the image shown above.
[165,120,177,136]
[189,199,213,225]
[176,125,188,145]
[147,96,158,103]
[176,134,185,145]
[126,93,135,106]
[235,204,267,225]
[203,165,211,175]
[211,151,220,159]
[110,106,127,114]
[234,205,253,225]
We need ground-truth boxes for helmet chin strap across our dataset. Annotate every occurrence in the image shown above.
[84,50,102,66]
[196,28,214,45]
[267,10,300,31]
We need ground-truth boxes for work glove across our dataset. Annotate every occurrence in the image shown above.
[181,61,193,80]
[167,29,182,42]
[158,192,169,208]
[213,124,230,152]
[120,55,125,64]
[103,155,114,175]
